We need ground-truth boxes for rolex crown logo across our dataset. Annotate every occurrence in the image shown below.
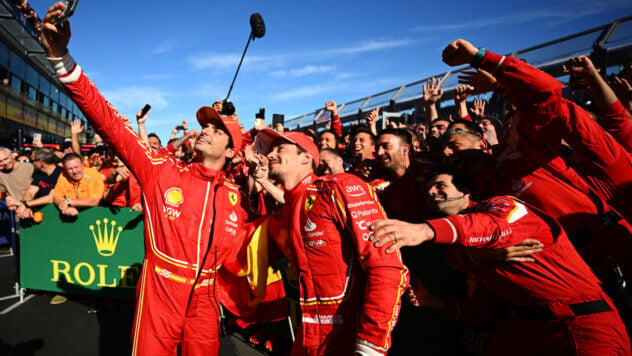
[89,218,124,256]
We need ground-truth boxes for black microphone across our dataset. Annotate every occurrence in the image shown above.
[442,194,466,202]
[250,13,266,39]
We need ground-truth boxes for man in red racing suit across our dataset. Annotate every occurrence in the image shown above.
[253,128,409,355]
[41,6,254,355]
[371,168,631,355]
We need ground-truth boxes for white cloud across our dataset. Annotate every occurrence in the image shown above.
[186,38,415,71]
[270,65,336,78]
[412,0,631,32]
[142,74,176,80]
[152,38,178,54]
[101,86,169,111]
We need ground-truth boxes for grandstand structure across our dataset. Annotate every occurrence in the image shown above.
[285,15,632,132]
[0,0,91,149]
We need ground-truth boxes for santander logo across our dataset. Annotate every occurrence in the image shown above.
[303,218,317,232]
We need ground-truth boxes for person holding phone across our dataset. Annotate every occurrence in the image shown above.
[39,3,254,355]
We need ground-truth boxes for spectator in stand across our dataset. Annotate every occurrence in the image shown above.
[13,148,63,219]
[318,101,345,152]
[610,62,632,113]
[371,168,631,355]
[147,133,162,150]
[61,137,73,154]
[53,153,104,217]
[349,125,376,176]
[87,143,108,171]
[102,155,142,212]
[0,146,34,204]
[316,148,345,175]
[253,128,408,355]
[478,116,501,147]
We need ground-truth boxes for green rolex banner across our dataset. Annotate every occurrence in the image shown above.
[19,205,145,299]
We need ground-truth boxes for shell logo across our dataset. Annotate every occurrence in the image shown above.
[164,187,184,207]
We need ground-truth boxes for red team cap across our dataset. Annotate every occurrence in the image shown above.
[254,128,319,164]
[196,106,243,151]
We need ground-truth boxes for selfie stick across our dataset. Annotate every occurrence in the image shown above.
[225,13,266,101]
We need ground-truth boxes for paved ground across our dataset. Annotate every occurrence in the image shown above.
[0,246,274,356]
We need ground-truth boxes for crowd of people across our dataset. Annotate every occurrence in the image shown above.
[2,2,632,355]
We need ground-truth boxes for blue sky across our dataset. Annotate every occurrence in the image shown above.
[31,0,632,141]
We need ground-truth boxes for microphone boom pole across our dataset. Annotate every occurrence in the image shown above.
[225,32,254,101]
[225,13,266,101]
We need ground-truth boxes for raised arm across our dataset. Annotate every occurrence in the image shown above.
[423,77,443,129]
[325,101,342,137]
[70,119,83,155]
[40,3,170,185]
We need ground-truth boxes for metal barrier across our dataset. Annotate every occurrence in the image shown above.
[286,15,632,131]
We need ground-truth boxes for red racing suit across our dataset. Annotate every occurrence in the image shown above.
[270,172,408,355]
[53,54,253,356]
[427,196,631,355]
[472,51,632,281]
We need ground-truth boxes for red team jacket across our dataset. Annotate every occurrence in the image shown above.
[474,50,632,277]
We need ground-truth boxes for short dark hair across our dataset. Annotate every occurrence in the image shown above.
[147,133,161,145]
[447,119,484,137]
[431,118,451,126]
[351,125,376,146]
[319,147,342,159]
[62,152,83,165]
[426,166,472,194]
[319,129,341,145]
[379,128,411,146]
[33,148,58,165]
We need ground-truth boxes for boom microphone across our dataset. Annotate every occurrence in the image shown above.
[223,13,267,114]
[250,13,266,39]
[442,194,465,202]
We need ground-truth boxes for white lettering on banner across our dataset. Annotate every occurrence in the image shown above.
[351,208,379,219]
[225,227,237,235]
[362,232,374,241]
[304,218,317,232]
[347,200,373,209]
[224,220,238,227]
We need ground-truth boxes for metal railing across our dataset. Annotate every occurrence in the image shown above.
[286,15,632,132]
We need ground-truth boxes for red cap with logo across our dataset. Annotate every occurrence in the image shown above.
[196,106,243,151]
[254,128,319,164]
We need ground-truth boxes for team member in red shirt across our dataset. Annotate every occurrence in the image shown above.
[440,39,632,296]
[371,168,631,355]
[41,5,253,355]
[254,128,408,355]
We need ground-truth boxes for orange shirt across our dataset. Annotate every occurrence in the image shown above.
[53,166,105,200]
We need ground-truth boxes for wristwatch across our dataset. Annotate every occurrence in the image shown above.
[65,199,72,207]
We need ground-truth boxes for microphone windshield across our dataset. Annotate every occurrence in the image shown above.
[250,13,266,38]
